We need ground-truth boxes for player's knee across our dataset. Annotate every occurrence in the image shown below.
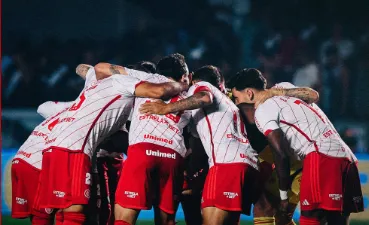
[62,204,84,213]
[114,204,139,224]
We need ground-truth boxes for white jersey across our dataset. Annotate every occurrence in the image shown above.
[187,81,258,169]
[255,95,354,160]
[272,82,357,162]
[14,102,73,170]
[44,68,142,159]
[126,68,191,157]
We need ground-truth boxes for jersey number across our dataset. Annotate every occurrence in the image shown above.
[69,92,86,111]
[48,118,60,131]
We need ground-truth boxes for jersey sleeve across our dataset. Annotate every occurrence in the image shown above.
[37,101,74,119]
[84,68,97,87]
[272,82,297,89]
[111,75,143,97]
[254,99,280,136]
[187,81,214,100]
[125,68,168,83]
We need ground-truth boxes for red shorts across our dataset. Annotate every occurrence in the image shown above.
[300,152,364,213]
[34,149,92,209]
[116,143,184,214]
[11,159,53,218]
[201,163,259,215]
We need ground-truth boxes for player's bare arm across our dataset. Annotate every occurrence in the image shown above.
[255,87,319,108]
[135,81,189,101]
[265,129,291,211]
[94,62,128,79]
[75,64,93,79]
[139,91,213,115]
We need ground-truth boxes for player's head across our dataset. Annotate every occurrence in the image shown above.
[192,65,226,93]
[127,61,156,73]
[229,68,267,105]
[156,53,190,85]
[136,61,156,73]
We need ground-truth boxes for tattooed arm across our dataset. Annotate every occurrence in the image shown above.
[279,87,319,104]
[94,62,128,80]
[75,64,93,79]
[254,87,319,108]
[139,91,213,115]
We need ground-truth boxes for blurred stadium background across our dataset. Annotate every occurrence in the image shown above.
[2,0,369,224]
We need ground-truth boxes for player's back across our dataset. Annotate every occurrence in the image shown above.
[14,107,70,170]
[188,81,258,169]
[126,69,191,157]
[258,96,351,160]
[44,75,140,158]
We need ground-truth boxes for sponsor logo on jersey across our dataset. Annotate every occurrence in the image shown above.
[223,192,238,199]
[53,190,66,198]
[16,197,27,205]
[302,199,310,205]
[16,151,32,158]
[139,116,180,134]
[146,150,176,159]
[329,194,342,201]
[144,134,173,145]
[45,138,57,145]
[239,153,258,164]
[226,133,249,143]
[125,191,138,199]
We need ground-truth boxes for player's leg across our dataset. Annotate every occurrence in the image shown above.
[181,191,203,225]
[155,147,184,225]
[115,144,155,225]
[61,152,92,225]
[253,161,275,225]
[107,156,123,224]
[202,207,239,225]
[300,210,324,225]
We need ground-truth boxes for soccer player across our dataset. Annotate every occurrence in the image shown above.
[35,63,188,225]
[236,79,319,225]
[230,68,364,225]
[139,65,259,225]
[11,100,73,225]
[101,54,191,225]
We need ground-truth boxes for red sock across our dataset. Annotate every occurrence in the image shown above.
[55,211,64,225]
[62,212,86,225]
[114,220,131,225]
[31,216,54,225]
[299,216,320,225]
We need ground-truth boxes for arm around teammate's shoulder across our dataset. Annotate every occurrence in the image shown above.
[94,62,128,80]
[135,81,189,100]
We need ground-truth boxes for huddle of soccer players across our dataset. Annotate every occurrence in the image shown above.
[11,53,363,225]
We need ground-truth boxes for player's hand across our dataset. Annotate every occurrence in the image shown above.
[254,89,283,108]
[139,100,169,115]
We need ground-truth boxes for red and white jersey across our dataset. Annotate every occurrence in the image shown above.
[125,68,192,157]
[255,95,354,160]
[272,82,357,162]
[187,81,258,169]
[44,68,143,159]
[14,102,72,170]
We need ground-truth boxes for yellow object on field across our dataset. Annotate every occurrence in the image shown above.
[259,146,302,205]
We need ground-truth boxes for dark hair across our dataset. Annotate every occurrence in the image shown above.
[229,68,267,91]
[127,61,156,73]
[192,65,223,89]
[156,53,188,81]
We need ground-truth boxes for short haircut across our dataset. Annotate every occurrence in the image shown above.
[229,68,267,91]
[135,61,156,73]
[156,53,188,81]
[192,65,223,89]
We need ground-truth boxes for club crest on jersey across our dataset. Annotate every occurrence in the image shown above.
[146,149,176,159]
